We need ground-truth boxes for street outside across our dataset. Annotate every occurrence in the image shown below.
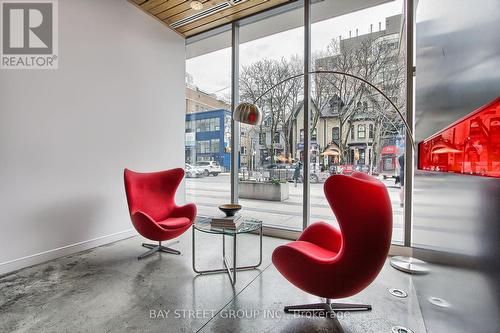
[187,173,404,243]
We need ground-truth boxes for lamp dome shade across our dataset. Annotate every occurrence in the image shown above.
[234,103,262,125]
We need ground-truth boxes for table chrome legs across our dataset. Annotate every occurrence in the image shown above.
[192,225,263,286]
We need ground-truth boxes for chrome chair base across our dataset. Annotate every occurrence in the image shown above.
[138,241,180,259]
[284,299,371,317]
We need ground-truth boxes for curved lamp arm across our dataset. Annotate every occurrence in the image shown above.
[235,70,415,150]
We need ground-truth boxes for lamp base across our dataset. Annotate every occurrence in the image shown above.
[390,256,429,274]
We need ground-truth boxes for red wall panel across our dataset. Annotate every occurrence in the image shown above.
[418,97,500,177]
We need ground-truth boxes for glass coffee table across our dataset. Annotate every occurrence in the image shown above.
[192,216,263,286]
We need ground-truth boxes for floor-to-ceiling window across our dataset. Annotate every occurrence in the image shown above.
[311,0,407,243]
[185,0,410,244]
[237,5,305,230]
[185,30,232,217]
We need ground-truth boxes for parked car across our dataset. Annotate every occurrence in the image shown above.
[354,164,370,174]
[266,163,291,170]
[308,170,330,183]
[264,163,329,183]
[266,164,294,181]
[196,161,222,176]
[340,164,354,175]
[279,163,329,184]
[185,163,203,178]
[329,165,342,175]
[295,169,330,183]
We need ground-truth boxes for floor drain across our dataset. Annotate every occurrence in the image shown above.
[392,326,414,333]
[428,296,451,308]
[389,288,408,298]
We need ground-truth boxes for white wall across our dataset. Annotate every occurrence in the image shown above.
[0,0,185,274]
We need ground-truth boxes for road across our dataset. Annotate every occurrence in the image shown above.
[186,173,404,243]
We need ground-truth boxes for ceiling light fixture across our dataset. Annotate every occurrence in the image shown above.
[190,1,204,10]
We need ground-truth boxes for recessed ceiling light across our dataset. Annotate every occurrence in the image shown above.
[190,1,204,10]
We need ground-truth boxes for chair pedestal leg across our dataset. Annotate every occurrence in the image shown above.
[329,302,371,311]
[284,303,331,316]
[138,245,160,259]
[284,299,371,317]
[159,246,180,255]
[138,241,181,259]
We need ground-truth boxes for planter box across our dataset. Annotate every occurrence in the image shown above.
[239,181,289,202]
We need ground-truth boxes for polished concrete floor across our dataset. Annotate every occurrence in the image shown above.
[0,231,426,333]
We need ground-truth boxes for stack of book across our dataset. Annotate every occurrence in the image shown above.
[211,215,243,230]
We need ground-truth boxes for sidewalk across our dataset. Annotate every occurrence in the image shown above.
[187,174,404,243]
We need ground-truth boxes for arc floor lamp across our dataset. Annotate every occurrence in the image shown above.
[233,70,429,275]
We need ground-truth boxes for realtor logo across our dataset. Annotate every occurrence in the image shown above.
[1,0,58,69]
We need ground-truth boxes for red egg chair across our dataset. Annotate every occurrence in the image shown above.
[272,172,392,315]
[124,168,196,259]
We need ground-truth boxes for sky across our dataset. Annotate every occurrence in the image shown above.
[186,0,403,100]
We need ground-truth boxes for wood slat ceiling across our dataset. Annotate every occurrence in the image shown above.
[130,0,295,38]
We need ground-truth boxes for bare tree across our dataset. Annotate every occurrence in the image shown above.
[282,55,303,158]
[240,57,302,162]
[314,34,405,164]
[311,50,336,136]
[363,39,407,170]
[239,31,406,168]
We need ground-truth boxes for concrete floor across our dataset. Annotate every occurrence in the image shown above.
[0,230,426,333]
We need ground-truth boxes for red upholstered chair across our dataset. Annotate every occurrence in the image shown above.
[272,172,392,315]
[124,168,196,259]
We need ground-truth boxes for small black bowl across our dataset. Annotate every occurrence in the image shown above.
[218,204,242,217]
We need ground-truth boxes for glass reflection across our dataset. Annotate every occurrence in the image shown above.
[418,97,500,177]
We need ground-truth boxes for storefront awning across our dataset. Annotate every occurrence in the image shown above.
[321,150,340,156]
[431,147,462,154]
[431,141,462,155]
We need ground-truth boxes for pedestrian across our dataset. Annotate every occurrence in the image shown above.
[293,161,302,187]
[398,154,405,207]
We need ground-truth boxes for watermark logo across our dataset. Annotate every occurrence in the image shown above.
[148,308,350,320]
[1,0,58,69]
